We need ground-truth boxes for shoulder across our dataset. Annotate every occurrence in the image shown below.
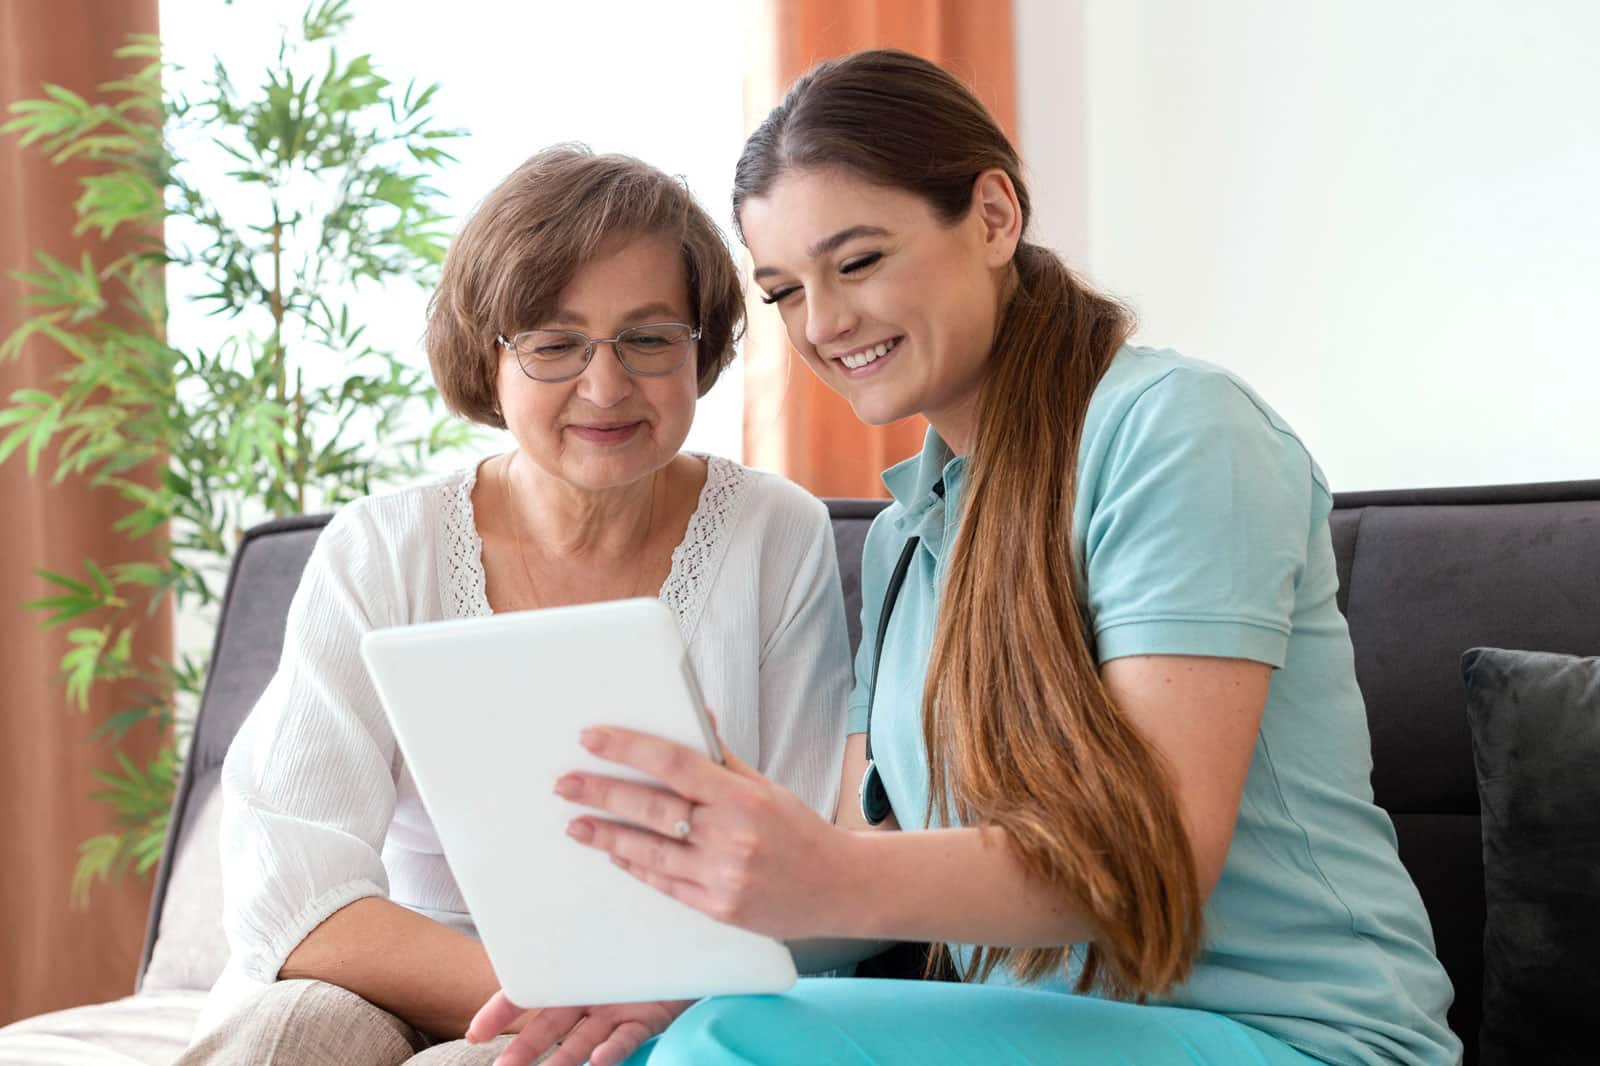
[704,455,831,534]
[342,466,474,527]
[692,457,842,599]
[1085,347,1328,496]
[1088,346,1273,432]
[314,466,476,569]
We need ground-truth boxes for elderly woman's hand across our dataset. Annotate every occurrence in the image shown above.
[551,724,861,939]
[467,992,691,1066]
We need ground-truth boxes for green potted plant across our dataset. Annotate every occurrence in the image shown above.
[1,0,472,904]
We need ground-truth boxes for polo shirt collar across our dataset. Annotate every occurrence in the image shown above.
[881,426,969,553]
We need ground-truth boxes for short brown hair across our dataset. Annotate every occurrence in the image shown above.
[427,144,745,428]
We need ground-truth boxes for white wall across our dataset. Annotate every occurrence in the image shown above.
[1017,0,1600,491]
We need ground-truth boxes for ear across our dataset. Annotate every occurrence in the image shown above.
[970,168,1023,268]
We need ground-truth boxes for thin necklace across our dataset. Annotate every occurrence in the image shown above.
[499,454,659,609]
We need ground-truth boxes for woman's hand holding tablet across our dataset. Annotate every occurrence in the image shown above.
[555,726,861,942]
[467,714,866,1066]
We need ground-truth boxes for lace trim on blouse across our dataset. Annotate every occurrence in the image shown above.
[441,467,492,621]
[438,456,754,646]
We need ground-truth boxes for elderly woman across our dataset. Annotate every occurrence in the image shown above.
[180,147,852,1066]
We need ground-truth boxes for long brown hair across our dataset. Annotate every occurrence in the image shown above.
[734,50,1202,999]
[427,145,745,428]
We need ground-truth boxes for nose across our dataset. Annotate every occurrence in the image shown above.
[804,287,857,349]
[576,340,633,407]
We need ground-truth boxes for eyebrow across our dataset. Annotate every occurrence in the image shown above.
[545,301,685,329]
[752,225,891,281]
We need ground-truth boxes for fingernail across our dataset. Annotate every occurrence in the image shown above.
[579,727,607,750]
[552,774,580,798]
[567,819,594,843]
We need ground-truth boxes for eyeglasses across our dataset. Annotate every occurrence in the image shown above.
[496,322,701,383]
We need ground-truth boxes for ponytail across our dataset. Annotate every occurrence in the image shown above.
[923,243,1203,996]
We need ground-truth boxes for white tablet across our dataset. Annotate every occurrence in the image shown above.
[359,597,799,1007]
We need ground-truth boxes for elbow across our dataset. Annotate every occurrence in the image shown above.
[231,880,388,983]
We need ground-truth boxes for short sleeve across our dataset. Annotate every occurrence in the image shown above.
[218,504,402,982]
[1083,369,1322,667]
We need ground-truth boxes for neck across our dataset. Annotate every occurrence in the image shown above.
[931,266,1017,456]
[502,453,660,560]
[924,387,983,457]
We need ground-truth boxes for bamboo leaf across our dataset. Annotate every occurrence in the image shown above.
[70,833,124,910]
[62,627,109,710]
[91,706,155,742]
[0,423,36,467]
[109,561,165,587]
[24,399,63,474]
[112,35,162,61]
[42,83,91,113]
[34,567,95,596]
[23,595,100,628]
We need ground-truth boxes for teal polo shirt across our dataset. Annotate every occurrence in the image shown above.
[845,347,1460,1066]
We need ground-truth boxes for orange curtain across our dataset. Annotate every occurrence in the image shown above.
[741,0,1017,499]
[0,0,168,1025]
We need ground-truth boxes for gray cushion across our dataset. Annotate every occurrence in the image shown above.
[826,500,884,655]
[1462,647,1600,1066]
[140,784,227,993]
[138,519,327,988]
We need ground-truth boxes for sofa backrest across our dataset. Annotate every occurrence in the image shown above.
[136,516,330,992]
[138,482,1600,1066]
[1326,480,1600,1064]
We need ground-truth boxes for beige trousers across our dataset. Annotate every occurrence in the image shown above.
[175,979,521,1066]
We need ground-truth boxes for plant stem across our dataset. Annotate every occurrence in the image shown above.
[269,207,287,514]
[270,214,285,400]
[294,366,306,513]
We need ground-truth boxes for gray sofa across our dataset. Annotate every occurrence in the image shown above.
[4,481,1598,1065]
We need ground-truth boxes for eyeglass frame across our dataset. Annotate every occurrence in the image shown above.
[495,322,703,383]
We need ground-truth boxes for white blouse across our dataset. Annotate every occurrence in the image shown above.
[213,456,852,994]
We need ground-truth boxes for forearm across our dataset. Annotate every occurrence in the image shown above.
[279,896,501,1039]
[830,826,1096,948]
[777,739,901,971]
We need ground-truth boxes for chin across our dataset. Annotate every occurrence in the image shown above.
[563,439,680,491]
[553,448,632,485]
[846,393,919,428]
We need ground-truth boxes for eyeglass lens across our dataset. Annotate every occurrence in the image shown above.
[509,324,695,381]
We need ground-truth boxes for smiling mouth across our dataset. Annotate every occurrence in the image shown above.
[567,421,645,443]
[837,336,903,370]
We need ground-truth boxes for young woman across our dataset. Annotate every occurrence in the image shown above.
[472,52,1461,1066]
[180,147,853,1066]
